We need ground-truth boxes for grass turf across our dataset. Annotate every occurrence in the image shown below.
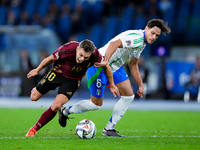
[0,108,200,150]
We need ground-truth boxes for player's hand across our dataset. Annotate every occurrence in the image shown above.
[27,69,39,79]
[109,84,120,98]
[94,61,108,68]
[137,86,144,97]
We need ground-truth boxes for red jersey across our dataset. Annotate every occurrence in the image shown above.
[52,41,102,80]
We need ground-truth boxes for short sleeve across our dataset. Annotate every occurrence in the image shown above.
[120,33,144,49]
[52,46,63,61]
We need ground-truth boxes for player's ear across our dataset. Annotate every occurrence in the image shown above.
[145,26,148,31]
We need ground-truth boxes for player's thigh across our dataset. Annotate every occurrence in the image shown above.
[58,78,80,100]
[112,66,133,96]
[30,87,43,101]
[116,79,134,96]
[36,70,61,95]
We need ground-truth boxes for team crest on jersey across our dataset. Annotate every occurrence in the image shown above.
[125,40,131,46]
[40,79,46,85]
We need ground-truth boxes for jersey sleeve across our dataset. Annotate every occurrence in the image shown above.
[120,32,144,59]
[52,45,63,61]
[120,33,144,49]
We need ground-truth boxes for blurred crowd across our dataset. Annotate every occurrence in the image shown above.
[0,0,200,99]
[0,0,182,44]
[19,49,51,96]
[185,56,200,100]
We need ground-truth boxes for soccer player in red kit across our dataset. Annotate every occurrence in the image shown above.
[25,40,119,137]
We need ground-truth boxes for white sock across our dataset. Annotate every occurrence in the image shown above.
[105,95,135,130]
[63,99,100,115]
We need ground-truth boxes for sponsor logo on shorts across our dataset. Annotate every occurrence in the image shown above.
[67,92,72,97]
[40,79,46,85]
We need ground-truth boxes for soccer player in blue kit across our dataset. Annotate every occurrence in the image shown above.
[59,19,171,137]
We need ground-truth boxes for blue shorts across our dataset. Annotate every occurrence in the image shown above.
[87,66,129,98]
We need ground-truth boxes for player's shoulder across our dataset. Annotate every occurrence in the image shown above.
[92,48,101,56]
[91,48,102,61]
[122,29,144,37]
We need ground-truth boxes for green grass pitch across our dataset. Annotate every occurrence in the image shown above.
[0,108,200,150]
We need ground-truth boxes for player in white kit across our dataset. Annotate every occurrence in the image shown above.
[59,19,171,137]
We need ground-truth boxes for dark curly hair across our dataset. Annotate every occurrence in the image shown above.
[147,19,171,35]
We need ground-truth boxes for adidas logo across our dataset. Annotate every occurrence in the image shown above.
[83,124,89,129]
[67,92,72,97]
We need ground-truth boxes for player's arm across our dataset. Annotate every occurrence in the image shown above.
[102,63,120,98]
[129,56,144,97]
[27,55,55,78]
[94,39,123,68]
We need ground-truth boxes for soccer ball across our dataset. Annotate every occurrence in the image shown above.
[76,119,96,139]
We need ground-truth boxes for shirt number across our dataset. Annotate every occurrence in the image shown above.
[72,66,82,72]
[96,79,102,88]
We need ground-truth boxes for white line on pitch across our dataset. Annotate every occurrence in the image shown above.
[1,135,200,139]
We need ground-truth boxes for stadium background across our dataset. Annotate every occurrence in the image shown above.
[0,0,200,101]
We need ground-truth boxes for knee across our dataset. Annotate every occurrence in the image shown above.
[30,88,39,101]
[91,99,103,106]
[95,101,103,106]
[30,94,39,101]
[121,95,135,102]
[51,103,62,112]
[30,87,43,101]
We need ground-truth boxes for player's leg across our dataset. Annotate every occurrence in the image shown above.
[26,70,64,137]
[58,77,93,127]
[59,96,102,127]
[59,67,105,127]
[26,94,69,137]
[29,70,58,101]
[30,87,43,101]
[104,79,134,129]
[63,96,103,115]
[51,94,69,111]
[103,67,134,137]
[33,94,68,130]
[64,77,105,114]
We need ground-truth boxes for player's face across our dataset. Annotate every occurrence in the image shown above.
[145,26,161,44]
[76,48,92,64]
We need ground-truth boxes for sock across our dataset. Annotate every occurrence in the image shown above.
[105,95,135,130]
[33,107,57,131]
[63,99,100,115]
